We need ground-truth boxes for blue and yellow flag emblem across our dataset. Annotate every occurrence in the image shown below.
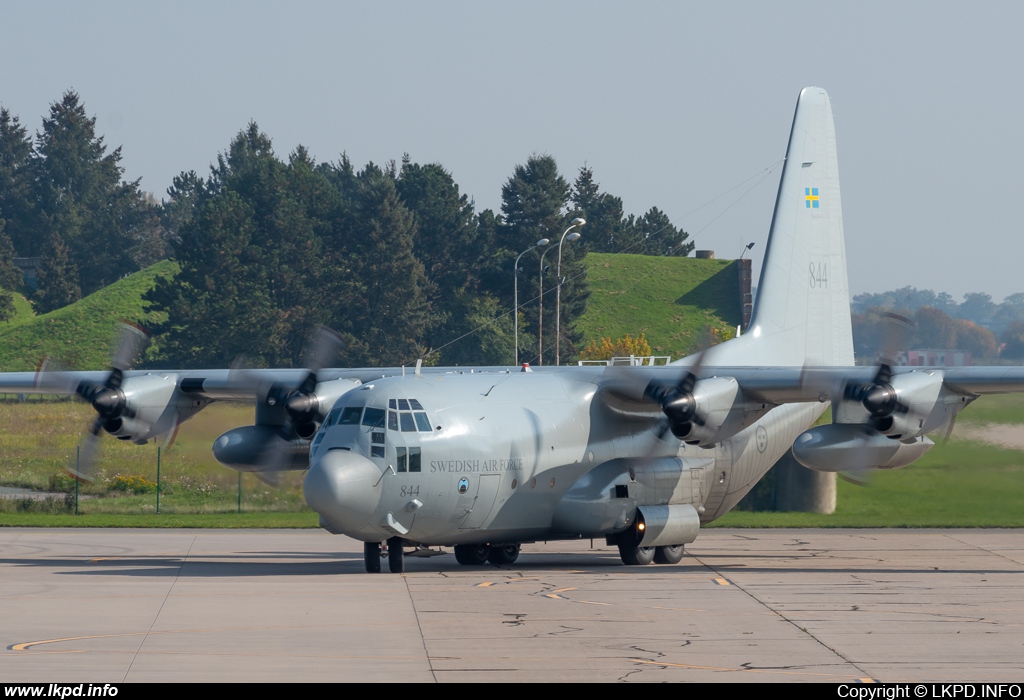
[805,187,820,208]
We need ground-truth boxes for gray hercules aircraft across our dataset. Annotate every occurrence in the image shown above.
[4,87,1024,573]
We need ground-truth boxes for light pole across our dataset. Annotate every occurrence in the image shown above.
[739,241,755,259]
[514,238,549,365]
[555,218,586,366]
[538,245,554,365]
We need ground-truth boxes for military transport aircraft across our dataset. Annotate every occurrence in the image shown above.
[3,87,1023,574]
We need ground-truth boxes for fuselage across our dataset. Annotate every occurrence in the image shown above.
[303,368,823,546]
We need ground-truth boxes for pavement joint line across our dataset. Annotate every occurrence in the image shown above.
[687,551,877,681]
[122,533,195,682]
[630,657,867,681]
[404,564,437,683]
[943,532,1024,568]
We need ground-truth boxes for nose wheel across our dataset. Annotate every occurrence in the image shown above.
[363,541,381,573]
[387,536,405,573]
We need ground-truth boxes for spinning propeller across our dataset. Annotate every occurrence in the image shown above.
[837,312,913,485]
[643,348,708,440]
[57,323,150,481]
[227,326,346,475]
[842,312,912,433]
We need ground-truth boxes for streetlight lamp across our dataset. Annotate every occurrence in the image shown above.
[739,241,755,259]
[514,238,549,366]
[555,217,586,366]
[537,245,555,365]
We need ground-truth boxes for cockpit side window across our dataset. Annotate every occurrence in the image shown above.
[338,406,363,425]
[362,408,385,428]
[413,412,431,431]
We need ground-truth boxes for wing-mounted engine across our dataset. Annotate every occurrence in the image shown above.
[214,378,361,472]
[648,375,770,447]
[93,373,182,442]
[796,368,975,474]
[840,368,946,439]
[213,328,357,473]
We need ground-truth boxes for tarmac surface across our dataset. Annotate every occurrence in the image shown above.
[1,528,1022,683]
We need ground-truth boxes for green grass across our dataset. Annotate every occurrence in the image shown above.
[578,253,740,359]
[0,290,37,329]
[713,437,1024,527]
[956,393,1024,425]
[0,512,318,528]
[0,400,312,526]
[0,260,177,371]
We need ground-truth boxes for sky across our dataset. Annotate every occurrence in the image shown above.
[2,1,1022,302]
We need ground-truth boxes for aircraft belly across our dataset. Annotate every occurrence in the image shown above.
[703,402,825,521]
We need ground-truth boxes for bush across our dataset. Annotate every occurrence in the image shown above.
[108,474,157,494]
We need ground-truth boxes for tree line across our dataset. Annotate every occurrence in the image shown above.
[852,288,1024,361]
[0,92,693,368]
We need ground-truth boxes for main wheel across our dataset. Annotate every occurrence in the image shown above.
[654,544,685,564]
[364,541,382,573]
[454,544,490,565]
[487,543,520,565]
[388,536,405,573]
[618,542,656,566]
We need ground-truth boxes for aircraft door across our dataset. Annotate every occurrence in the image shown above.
[700,440,733,517]
[459,474,501,529]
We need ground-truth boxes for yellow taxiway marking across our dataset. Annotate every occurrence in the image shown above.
[12,632,145,651]
[87,557,121,563]
[576,600,612,606]
[631,658,860,680]
[713,578,731,586]
[550,587,576,594]
[475,582,496,587]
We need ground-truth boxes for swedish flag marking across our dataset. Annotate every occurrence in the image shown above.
[805,187,820,208]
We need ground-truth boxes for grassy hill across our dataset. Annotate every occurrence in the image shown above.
[0,253,740,372]
[0,260,177,371]
[578,253,742,360]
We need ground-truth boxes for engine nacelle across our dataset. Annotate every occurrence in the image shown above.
[102,374,181,442]
[875,371,944,438]
[792,423,934,473]
[213,425,310,472]
[284,378,362,438]
[673,377,768,447]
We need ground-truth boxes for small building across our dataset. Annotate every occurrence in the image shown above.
[895,349,973,367]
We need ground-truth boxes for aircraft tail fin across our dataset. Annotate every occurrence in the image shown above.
[712,86,855,367]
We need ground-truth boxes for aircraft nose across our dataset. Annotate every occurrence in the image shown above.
[304,450,382,536]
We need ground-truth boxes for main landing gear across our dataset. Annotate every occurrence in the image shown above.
[452,543,521,566]
[363,541,524,572]
[617,542,685,566]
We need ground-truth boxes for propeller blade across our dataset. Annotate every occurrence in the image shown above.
[67,416,105,482]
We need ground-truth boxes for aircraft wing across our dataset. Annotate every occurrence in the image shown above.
[725,365,1024,404]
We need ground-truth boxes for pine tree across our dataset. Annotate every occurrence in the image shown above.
[32,91,146,297]
[147,125,326,368]
[33,230,81,313]
[570,165,640,254]
[0,109,35,258]
[500,155,587,364]
[333,167,431,366]
[637,207,692,256]
[0,220,22,322]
